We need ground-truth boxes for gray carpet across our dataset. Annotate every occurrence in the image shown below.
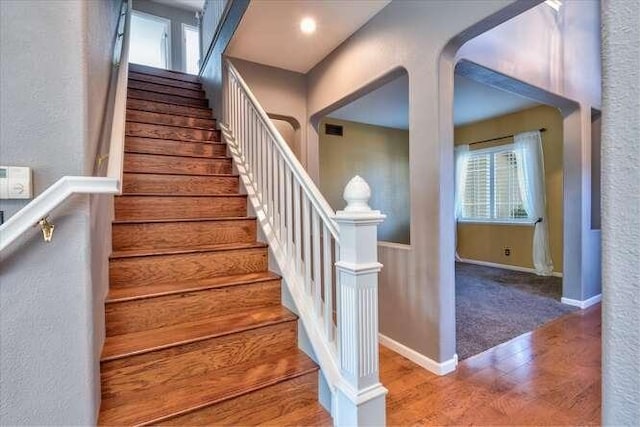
[456,262,576,360]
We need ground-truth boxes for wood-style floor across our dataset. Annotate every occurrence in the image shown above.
[382,304,601,426]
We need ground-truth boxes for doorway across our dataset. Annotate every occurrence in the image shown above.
[130,11,171,69]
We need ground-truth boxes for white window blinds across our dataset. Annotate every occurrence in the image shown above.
[460,146,530,222]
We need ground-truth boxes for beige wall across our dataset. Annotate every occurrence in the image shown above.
[454,105,564,273]
[319,118,410,244]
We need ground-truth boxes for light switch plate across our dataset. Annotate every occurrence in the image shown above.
[0,166,33,199]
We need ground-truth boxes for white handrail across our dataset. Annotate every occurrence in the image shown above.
[222,60,387,424]
[226,63,340,240]
[0,177,119,252]
[0,0,130,254]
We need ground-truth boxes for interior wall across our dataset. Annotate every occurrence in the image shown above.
[131,0,198,72]
[455,0,601,302]
[455,105,563,273]
[0,0,120,423]
[601,0,640,422]
[319,118,410,244]
[228,57,308,167]
[304,0,537,364]
[271,118,300,160]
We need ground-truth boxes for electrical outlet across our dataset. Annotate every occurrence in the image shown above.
[504,247,511,256]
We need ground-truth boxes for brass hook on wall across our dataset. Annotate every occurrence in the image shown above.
[38,217,55,243]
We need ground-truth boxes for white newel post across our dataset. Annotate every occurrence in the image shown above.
[334,176,387,426]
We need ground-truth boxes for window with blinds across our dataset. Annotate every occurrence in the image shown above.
[460,146,530,222]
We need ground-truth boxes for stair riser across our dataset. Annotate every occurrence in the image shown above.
[126,122,219,142]
[127,98,212,118]
[110,247,268,288]
[112,219,256,251]
[128,80,205,99]
[122,173,238,195]
[127,110,215,129]
[123,153,231,176]
[159,371,320,426]
[129,72,202,91]
[101,321,297,398]
[129,63,200,83]
[105,280,281,335]
[129,89,208,108]
[114,196,247,220]
[125,137,226,158]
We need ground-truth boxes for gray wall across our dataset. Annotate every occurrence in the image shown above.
[132,0,198,72]
[0,0,120,423]
[601,0,640,423]
[200,0,248,120]
[304,0,537,363]
[228,57,308,166]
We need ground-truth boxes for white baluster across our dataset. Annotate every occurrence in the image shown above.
[294,181,302,276]
[303,195,312,295]
[279,155,285,243]
[312,210,321,314]
[334,176,387,427]
[323,224,334,342]
[286,169,293,260]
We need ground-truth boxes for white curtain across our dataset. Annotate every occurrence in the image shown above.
[454,145,469,261]
[514,131,554,276]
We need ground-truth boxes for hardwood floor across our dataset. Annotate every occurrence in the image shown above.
[382,304,601,426]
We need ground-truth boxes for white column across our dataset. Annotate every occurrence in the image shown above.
[334,176,387,426]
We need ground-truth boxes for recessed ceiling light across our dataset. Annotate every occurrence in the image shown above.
[300,17,316,35]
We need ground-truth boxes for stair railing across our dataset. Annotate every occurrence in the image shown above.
[0,0,130,253]
[221,60,387,426]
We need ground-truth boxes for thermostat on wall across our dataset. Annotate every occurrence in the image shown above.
[0,166,33,199]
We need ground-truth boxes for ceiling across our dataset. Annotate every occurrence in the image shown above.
[328,74,409,129]
[226,0,391,73]
[327,74,540,130]
[150,0,204,12]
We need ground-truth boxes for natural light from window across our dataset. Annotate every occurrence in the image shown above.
[130,12,170,69]
[184,24,200,75]
[459,145,530,223]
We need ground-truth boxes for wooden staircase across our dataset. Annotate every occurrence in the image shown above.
[98,63,332,426]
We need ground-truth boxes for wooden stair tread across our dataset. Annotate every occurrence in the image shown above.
[98,350,317,425]
[126,135,224,146]
[127,94,210,110]
[123,150,228,160]
[129,63,201,83]
[110,242,267,259]
[113,215,255,224]
[106,271,281,302]
[126,109,216,129]
[128,71,202,90]
[101,305,296,361]
[117,192,245,197]
[258,402,333,426]
[127,98,213,119]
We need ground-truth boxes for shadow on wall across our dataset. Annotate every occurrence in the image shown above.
[317,71,410,245]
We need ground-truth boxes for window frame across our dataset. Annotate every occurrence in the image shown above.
[458,143,536,226]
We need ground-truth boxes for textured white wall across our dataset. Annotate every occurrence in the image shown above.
[601,0,640,423]
[0,0,119,423]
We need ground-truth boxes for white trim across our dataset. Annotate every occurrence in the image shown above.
[0,177,119,252]
[378,333,458,376]
[181,23,199,74]
[561,294,602,309]
[378,241,411,250]
[457,219,535,227]
[458,257,563,278]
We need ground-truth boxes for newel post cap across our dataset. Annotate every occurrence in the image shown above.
[342,175,372,213]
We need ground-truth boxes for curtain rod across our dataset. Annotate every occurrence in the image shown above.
[468,128,547,146]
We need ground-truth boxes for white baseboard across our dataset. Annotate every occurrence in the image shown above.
[561,294,602,309]
[458,257,563,278]
[378,333,458,376]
